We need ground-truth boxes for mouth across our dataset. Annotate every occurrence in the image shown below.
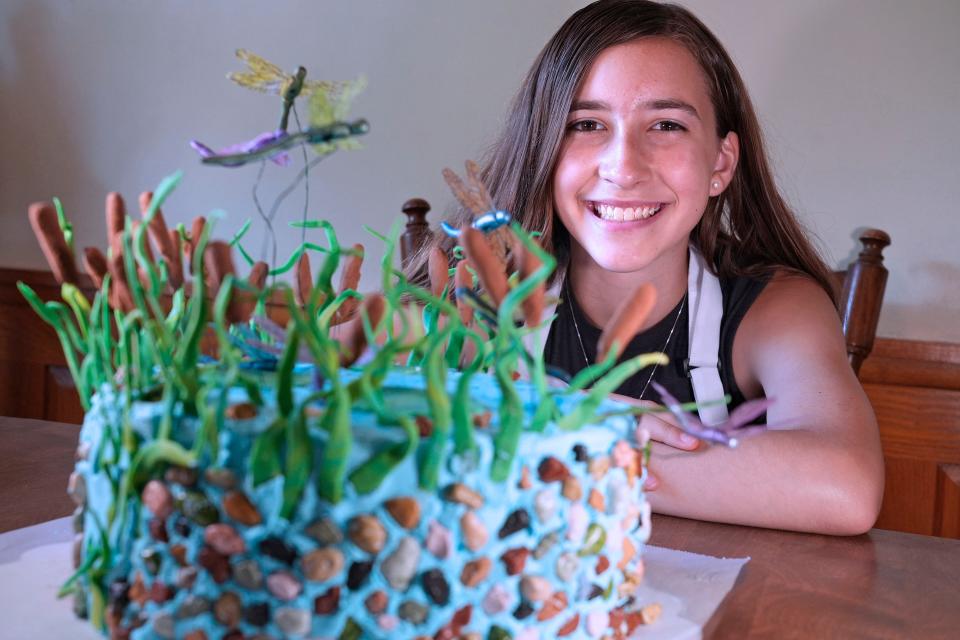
[587,201,664,222]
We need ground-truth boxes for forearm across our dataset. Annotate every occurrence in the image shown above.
[646,429,884,535]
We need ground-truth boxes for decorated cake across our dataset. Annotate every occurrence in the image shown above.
[20,52,668,640]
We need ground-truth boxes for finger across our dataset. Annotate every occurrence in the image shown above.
[638,412,700,451]
[644,471,659,491]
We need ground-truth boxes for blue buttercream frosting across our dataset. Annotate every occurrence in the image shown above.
[75,367,651,639]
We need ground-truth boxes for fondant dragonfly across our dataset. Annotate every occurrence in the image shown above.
[651,381,772,447]
[190,49,367,168]
[441,160,513,264]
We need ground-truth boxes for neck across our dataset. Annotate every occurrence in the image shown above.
[567,243,688,330]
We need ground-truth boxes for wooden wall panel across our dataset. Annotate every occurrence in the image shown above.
[0,359,46,419]
[873,456,937,535]
[44,365,84,425]
[936,464,960,538]
[861,339,960,539]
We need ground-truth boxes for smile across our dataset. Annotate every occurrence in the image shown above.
[588,201,663,222]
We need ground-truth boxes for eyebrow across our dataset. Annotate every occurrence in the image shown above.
[642,98,701,120]
[569,98,701,121]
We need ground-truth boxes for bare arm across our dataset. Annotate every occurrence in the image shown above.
[643,274,885,535]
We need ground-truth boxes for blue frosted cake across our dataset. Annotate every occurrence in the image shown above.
[69,368,653,640]
[24,171,663,640]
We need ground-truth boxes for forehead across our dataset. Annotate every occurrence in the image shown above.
[576,37,715,115]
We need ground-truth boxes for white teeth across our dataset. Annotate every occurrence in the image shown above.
[593,203,661,221]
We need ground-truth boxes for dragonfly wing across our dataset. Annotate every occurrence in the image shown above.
[300,78,336,98]
[229,49,289,95]
[724,396,775,430]
[466,160,495,213]
[443,168,485,217]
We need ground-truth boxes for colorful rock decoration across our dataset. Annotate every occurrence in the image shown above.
[72,383,654,638]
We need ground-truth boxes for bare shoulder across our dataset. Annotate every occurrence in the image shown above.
[732,271,852,406]
[745,272,845,349]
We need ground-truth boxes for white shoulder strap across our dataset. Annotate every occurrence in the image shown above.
[520,253,728,426]
[687,246,729,425]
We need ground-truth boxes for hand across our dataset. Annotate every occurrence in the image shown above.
[609,394,701,492]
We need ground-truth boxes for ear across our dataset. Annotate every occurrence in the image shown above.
[709,131,739,197]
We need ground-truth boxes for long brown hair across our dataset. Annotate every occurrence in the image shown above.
[409,0,834,300]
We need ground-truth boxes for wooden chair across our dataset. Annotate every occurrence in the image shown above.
[401,199,892,378]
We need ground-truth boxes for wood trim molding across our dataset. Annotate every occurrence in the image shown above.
[860,338,960,389]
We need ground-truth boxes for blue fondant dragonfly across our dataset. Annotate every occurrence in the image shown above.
[440,160,513,267]
[440,210,512,238]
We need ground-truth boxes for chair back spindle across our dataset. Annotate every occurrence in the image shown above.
[399,198,431,268]
[835,229,891,376]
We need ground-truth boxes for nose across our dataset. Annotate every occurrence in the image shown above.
[598,131,652,188]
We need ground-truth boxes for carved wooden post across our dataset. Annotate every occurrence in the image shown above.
[399,198,432,268]
[840,228,891,375]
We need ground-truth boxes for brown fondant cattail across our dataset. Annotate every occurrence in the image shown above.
[231,261,267,325]
[340,293,385,367]
[107,250,135,313]
[428,246,450,298]
[596,282,658,363]
[139,191,183,291]
[332,244,364,325]
[514,236,544,327]
[28,202,78,285]
[204,241,246,324]
[105,192,126,257]
[187,216,206,273]
[247,261,269,290]
[454,261,474,326]
[294,252,312,307]
[83,247,109,290]
[166,229,185,290]
[460,227,508,308]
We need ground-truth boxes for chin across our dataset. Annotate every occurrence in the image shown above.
[587,250,656,275]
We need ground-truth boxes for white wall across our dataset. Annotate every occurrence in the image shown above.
[2,0,958,342]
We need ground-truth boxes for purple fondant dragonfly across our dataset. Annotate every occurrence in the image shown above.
[651,381,772,447]
[190,130,292,168]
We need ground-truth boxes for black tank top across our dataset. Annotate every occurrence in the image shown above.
[543,275,767,410]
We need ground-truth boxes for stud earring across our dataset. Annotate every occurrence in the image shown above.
[712,181,721,190]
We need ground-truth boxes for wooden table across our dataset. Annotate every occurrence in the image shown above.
[2,416,959,638]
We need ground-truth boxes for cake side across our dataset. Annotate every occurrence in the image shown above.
[72,369,651,639]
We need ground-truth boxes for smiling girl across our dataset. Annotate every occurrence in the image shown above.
[421,0,884,535]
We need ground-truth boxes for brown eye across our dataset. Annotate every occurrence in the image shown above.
[653,120,686,132]
[569,119,603,132]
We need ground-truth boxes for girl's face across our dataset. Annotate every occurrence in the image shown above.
[552,37,738,276]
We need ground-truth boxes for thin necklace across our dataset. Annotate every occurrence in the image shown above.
[565,275,686,401]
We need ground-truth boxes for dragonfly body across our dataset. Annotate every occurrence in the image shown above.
[190,130,291,168]
[441,209,512,238]
[193,119,369,168]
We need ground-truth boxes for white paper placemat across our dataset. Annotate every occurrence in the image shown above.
[0,518,746,639]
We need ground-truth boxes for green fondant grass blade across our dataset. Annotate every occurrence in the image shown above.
[52,196,73,249]
[277,327,300,417]
[317,384,350,503]
[281,408,313,519]
[419,324,455,490]
[559,353,667,430]
[251,417,286,486]
[349,415,418,494]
